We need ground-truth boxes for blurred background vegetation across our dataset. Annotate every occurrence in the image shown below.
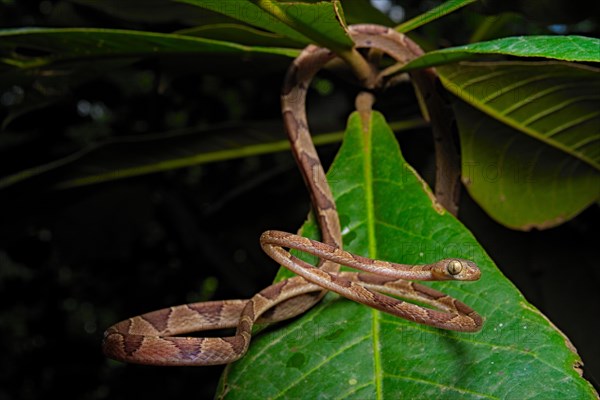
[0,1,598,399]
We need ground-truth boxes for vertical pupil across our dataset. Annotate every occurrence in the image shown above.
[449,260,461,275]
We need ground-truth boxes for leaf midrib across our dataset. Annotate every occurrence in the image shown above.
[439,69,600,170]
[360,112,382,399]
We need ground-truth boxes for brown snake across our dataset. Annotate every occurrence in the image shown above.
[103,24,483,367]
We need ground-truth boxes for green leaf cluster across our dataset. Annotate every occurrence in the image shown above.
[1,1,598,398]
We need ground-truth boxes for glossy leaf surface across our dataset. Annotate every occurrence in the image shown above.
[0,28,299,70]
[455,100,600,230]
[393,35,600,72]
[438,62,600,229]
[217,111,595,399]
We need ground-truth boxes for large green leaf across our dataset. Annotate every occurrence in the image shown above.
[394,35,600,72]
[455,100,600,230]
[436,61,600,229]
[272,0,354,50]
[439,62,600,170]
[179,0,354,50]
[0,28,299,70]
[181,0,353,51]
[177,0,306,45]
[217,111,596,398]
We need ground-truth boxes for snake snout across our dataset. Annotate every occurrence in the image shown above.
[450,259,481,281]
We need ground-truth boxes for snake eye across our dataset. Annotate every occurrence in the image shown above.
[447,259,463,276]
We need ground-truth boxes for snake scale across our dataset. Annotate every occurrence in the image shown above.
[103,24,483,367]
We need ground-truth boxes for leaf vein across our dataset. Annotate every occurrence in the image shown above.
[383,372,499,399]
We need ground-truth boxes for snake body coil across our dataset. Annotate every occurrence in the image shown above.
[102,24,482,367]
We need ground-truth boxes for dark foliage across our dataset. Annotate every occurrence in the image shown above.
[0,1,598,399]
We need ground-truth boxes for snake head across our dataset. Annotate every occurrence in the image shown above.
[432,258,481,281]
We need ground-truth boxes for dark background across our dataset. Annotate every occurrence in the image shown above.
[1,1,598,399]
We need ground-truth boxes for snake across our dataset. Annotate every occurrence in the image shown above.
[102,24,483,367]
